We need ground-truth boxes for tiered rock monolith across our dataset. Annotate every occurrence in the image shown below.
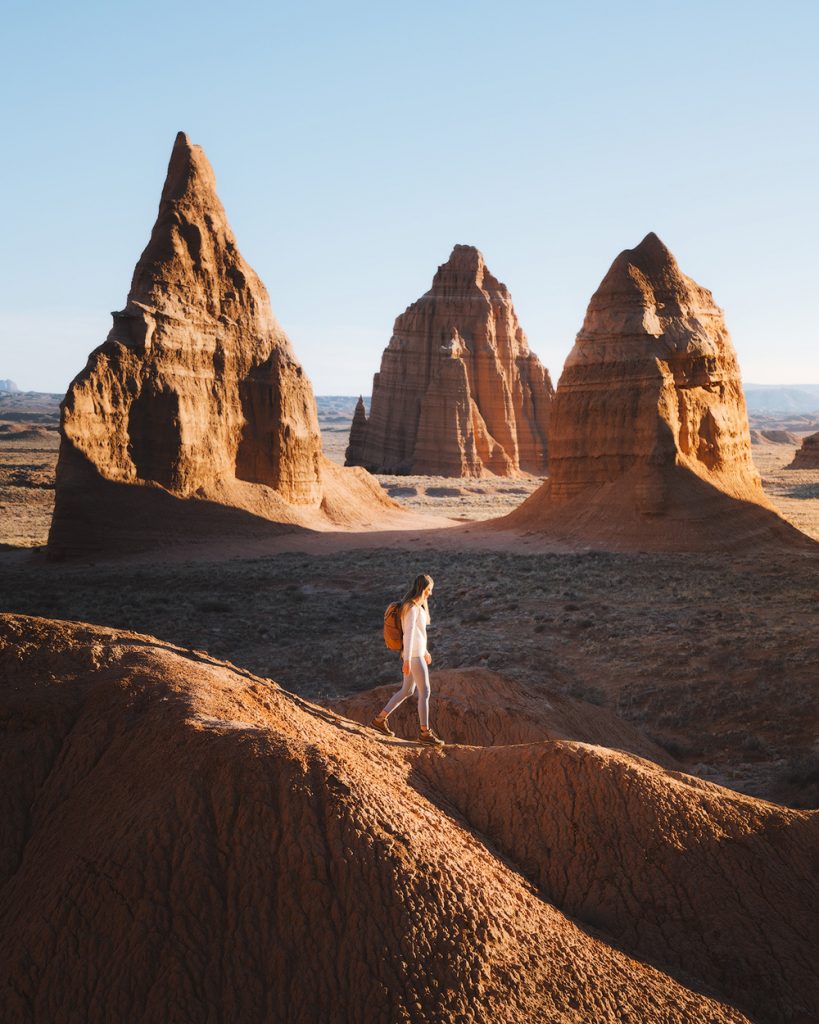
[500,233,809,549]
[47,133,398,557]
[347,245,554,476]
[787,431,819,469]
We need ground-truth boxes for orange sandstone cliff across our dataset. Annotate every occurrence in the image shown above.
[347,245,554,477]
[47,133,397,558]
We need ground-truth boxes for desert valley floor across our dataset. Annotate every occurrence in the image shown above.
[1,393,818,813]
[1,394,819,1023]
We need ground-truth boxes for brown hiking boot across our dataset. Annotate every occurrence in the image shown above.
[418,728,445,746]
[370,716,394,736]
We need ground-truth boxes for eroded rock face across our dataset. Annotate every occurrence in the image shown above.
[348,245,554,476]
[787,431,819,468]
[48,133,372,557]
[2,614,816,1023]
[502,233,807,549]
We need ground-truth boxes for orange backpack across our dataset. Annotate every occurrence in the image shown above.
[383,602,403,651]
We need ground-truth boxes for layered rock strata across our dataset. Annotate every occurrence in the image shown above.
[787,430,819,468]
[501,233,809,549]
[348,245,554,476]
[47,133,398,557]
[2,613,817,1023]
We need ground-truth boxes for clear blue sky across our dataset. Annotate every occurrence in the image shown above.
[1,0,817,394]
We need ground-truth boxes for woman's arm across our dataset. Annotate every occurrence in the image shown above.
[403,603,419,663]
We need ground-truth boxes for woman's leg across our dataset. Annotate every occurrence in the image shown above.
[379,675,416,718]
[410,656,430,730]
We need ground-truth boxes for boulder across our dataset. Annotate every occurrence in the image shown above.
[347,245,554,476]
[47,133,398,558]
[498,233,811,549]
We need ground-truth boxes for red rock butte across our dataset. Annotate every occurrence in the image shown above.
[346,245,554,476]
[498,232,812,550]
[787,430,819,469]
[1,613,817,1023]
[47,132,398,558]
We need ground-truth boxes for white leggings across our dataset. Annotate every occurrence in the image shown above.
[381,656,430,729]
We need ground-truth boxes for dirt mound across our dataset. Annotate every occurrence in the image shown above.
[327,667,673,763]
[3,614,805,1022]
[0,423,57,442]
[492,233,809,551]
[419,741,819,1024]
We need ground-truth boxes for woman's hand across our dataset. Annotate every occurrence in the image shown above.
[424,652,432,665]
[402,660,411,676]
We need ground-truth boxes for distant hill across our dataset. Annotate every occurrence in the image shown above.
[743,384,819,414]
[0,391,62,426]
[315,395,371,424]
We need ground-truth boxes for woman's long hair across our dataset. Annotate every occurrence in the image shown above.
[400,573,433,620]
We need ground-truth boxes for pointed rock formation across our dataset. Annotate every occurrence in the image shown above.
[787,430,819,468]
[344,395,368,465]
[499,233,811,549]
[47,133,398,557]
[347,245,554,476]
[2,613,817,1023]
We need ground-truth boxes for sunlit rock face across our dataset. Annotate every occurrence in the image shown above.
[501,233,808,550]
[348,245,554,477]
[48,132,326,556]
[548,231,762,506]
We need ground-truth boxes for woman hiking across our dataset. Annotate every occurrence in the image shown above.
[371,573,445,746]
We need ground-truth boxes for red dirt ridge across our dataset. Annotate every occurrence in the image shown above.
[1,614,816,1023]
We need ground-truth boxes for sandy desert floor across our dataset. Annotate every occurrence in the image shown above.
[2,396,818,810]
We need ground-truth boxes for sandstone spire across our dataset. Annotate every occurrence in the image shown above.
[47,134,396,557]
[347,245,554,476]
[500,233,808,549]
[344,396,368,466]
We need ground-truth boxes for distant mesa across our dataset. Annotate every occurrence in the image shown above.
[497,232,811,550]
[0,379,19,394]
[47,132,398,558]
[787,430,819,469]
[346,244,554,477]
[2,613,816,1024]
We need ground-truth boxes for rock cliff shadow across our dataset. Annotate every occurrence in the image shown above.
[47,466,317,561]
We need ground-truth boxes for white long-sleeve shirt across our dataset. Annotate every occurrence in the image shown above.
[401,601,429,661]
